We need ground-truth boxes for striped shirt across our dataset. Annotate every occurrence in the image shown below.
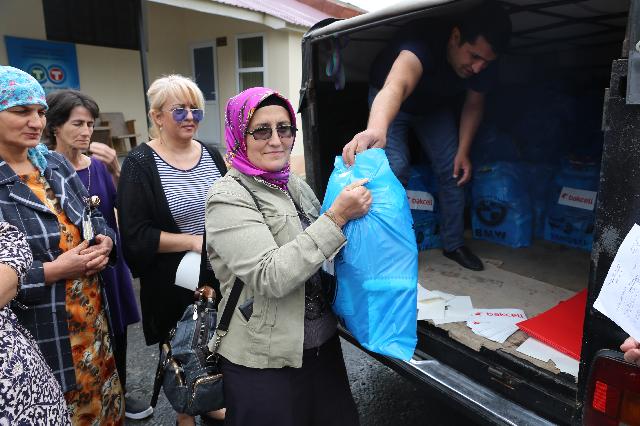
[153,146,222,235]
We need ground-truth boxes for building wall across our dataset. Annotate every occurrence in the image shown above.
[0,0,47,62]
[0,0,307,167]
[0,0,149,141]
[75,46,148,140]
[147,2,306,158]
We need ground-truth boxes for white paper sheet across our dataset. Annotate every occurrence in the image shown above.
[517,337,580,377]
[467,309,527,343]
[416,282,430,301]
[473,324,518,343]
[424,290,456,302]
[553,355,581,377]
[433,296,474,325]
[466,308,527,343]
[416,285,472,323]
[594,223,640,341]
[417,285,448,321]
[175,251,201,291]
[467,309,527,325]
[417,298,447,321]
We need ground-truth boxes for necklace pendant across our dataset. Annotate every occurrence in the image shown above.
[88,195,101,209]
[81,194,100,242]
[82,208,95,241]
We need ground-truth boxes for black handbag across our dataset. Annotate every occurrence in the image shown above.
[150,280,244,416]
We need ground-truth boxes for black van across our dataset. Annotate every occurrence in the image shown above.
[299,1,640,424]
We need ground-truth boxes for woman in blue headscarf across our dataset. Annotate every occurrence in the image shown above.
[0,66,124,424]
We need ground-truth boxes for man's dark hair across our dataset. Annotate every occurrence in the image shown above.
[457,0,512,54]
[45,89,100,144]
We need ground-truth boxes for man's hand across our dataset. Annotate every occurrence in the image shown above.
[621,336,640,366]
[342,128,387,166]
[453,153,472,186]
[89,142,120,183]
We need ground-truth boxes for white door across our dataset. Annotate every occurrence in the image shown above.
[191,43,220,148]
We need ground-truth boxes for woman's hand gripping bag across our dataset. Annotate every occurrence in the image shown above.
[321,148,418,361]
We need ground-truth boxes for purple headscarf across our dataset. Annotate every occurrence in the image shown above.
[224,87,297,190]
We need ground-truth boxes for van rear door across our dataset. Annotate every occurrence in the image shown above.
[300,1,636,424]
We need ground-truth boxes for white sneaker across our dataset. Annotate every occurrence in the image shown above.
[124,396,154,420]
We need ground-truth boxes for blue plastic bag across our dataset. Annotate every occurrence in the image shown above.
[524,163,556,239]
[471,162,533,248]
[321,149,418,361]
[471,123,521,165]
[406,166,442,250]
[544,159,599,251]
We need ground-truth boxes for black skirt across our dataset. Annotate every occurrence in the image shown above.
[221,333,360,426]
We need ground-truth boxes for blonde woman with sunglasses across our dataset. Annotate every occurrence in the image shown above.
[117,74,227,425]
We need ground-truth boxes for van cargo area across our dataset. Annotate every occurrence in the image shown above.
[300,0,633,423]
[420,238,587,373]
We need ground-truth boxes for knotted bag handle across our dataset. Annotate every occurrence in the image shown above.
[194,285,216,302]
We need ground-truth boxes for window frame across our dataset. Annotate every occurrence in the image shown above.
[235,33,267,92]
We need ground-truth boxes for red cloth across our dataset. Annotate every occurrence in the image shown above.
[516,289,588,360]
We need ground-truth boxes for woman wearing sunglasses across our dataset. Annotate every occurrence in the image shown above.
[117,74,226,426]
[204,87,371,426]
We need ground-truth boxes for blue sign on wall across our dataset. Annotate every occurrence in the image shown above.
[4,36,80,94]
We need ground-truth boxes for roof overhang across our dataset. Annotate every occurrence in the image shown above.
[149,0,309,33]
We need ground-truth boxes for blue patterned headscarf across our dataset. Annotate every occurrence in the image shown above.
[0,66,49,175]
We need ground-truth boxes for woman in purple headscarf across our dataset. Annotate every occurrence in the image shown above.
[205,87,372,426]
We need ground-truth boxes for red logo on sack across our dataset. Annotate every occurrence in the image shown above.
[558,187,597,211]
[406,190,435,211]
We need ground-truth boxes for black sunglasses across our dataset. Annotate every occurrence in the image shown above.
[246,125,297,141]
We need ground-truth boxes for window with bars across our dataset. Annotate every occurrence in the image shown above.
[237,34,265,91]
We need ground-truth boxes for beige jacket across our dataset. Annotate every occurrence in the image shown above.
[205,168,346,368]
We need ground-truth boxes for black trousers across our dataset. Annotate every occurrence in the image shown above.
[221,333,360,426]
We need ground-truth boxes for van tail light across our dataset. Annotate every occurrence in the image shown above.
[583,350,640,426]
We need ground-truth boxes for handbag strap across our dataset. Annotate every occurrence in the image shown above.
[211,177,260,330]
[210,176,263,353]
[217,278,243,333]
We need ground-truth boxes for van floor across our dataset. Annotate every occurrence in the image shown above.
[419,238,590,377]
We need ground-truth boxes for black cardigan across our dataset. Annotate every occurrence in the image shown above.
[116,142,227,345]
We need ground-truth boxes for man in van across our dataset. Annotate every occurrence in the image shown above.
[342,1,511,271]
